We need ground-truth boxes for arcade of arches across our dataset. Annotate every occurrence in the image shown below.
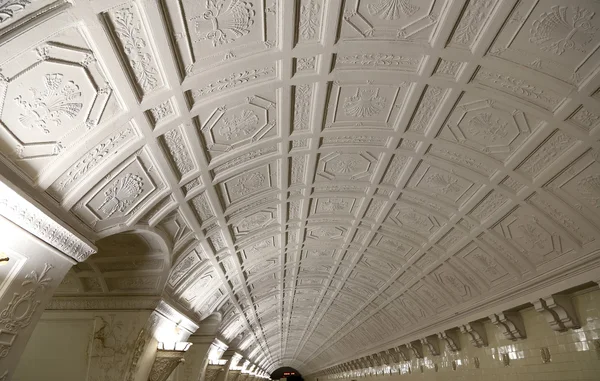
[1,0,600,380]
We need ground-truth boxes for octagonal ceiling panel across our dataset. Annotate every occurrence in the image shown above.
[2,0,600,375]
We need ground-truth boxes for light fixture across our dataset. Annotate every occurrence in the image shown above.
[0,253,9,266]
[157,341,192,352]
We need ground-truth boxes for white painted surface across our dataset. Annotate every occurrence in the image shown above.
[1,0,600,374]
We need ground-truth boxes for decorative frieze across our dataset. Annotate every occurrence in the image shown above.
[0,182,96,262]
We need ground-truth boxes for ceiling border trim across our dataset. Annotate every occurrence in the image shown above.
[0,176,97,262]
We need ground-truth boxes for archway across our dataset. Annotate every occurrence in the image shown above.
[55,229,170,295]
[271,367,303,381]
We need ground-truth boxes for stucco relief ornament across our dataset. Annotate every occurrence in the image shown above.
[368,0,419,20]
[530,5,598,56]
[467,112,509,143]
[113,6,159,92]
[14,73,83,134]
[332,158,358,174]
[0,0,30,23]
[425,173,461,194]
[516,219,546,251]
[164,129,193,175]
[343,88,385,118]
[0,263,53,358]
[453,0,494,45]
[99,173,144,217]
[299,0,320,40]
[294,84,312,131]
[150,101,174,122]
[193,66,274,97]
[193,0,256,46]
[234,171,265,195]
[319,198,348,213]
[577,174,600,208]
[219,109,259,140]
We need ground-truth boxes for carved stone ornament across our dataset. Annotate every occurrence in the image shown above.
[0,263,53,359]
[533,295,580,332]
[148,349,186,381]
[459,322,488,348]
[489,312,527,341]
[0,181,96,262]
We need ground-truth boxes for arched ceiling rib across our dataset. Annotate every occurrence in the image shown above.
[1,0,600,374]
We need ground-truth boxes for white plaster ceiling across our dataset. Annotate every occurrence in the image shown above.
[1,0,600,374]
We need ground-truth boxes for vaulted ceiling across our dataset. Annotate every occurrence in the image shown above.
[1,0,600,375]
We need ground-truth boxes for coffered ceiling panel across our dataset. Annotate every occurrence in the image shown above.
[2,0,600,375]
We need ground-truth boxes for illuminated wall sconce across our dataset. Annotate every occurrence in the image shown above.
[148,342,193,381]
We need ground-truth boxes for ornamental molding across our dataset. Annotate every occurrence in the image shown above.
[0,180,96,262]
[46,296,161,310]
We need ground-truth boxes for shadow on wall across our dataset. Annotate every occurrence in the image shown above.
[271,367,303,381]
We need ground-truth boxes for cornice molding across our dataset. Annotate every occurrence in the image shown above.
[46,296,161,310]
[0,180,96,262]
